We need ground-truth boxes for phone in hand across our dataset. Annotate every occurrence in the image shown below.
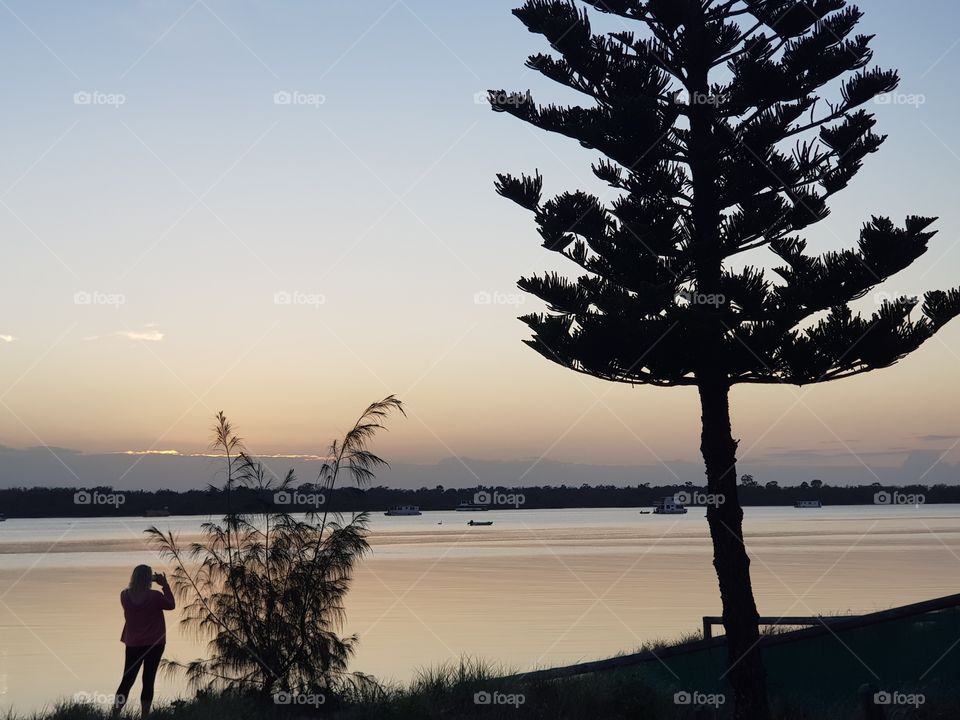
[152,573,163,584]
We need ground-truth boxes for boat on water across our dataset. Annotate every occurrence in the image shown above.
[652,496,688,514]
[467,520,493,526]
[456,501,488,512]
[794,500,822,508]
[143,507,171,517]
[384,505,422,516]
[0,513,6,522]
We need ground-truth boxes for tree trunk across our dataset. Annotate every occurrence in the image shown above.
[698,379,770,720]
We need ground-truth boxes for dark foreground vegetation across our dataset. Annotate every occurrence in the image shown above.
[10,659,960,720]
[0,479,953,518]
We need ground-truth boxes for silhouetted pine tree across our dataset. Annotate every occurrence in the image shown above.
[491,1,960,717]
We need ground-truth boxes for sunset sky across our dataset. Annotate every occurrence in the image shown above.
[1,0,959,483]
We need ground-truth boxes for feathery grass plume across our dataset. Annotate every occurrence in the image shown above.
[146,397,403,700]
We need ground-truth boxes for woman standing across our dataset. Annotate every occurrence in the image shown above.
[112,564,176,718]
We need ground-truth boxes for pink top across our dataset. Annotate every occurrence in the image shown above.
[119,587,175,647]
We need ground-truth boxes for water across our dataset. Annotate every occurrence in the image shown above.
[1,505,958,713]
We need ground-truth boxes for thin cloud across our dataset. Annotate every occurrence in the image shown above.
[0,335,16,343]
[119,329,164,342]
[82,327,164,342]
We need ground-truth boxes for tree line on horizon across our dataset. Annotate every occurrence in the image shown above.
[0,478,951,518]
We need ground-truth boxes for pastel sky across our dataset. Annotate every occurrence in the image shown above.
[1,1,959,482]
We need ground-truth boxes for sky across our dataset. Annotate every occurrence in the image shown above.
[1,0,959,489]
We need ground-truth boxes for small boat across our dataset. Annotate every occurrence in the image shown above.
[652,496,688,514]
[794,500,822,508]
[0,513,6,522]
[467,520,493,526]
[384,505,422,516]
[456,501,488,512]
[638,510,651,515]
[143,507,171,517]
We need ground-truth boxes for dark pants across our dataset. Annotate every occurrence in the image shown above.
[115,642,164,708]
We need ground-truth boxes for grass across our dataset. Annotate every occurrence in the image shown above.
[8,665,960,720]
[9,627,960,719]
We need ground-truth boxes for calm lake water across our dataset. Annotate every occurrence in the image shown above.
[1,505,959,713]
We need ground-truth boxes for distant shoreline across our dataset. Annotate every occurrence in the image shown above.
[0,482,951,519]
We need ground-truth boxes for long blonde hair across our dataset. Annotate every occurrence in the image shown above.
[128,564,153,594]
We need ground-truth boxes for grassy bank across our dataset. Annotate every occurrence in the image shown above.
[10,657,960,720]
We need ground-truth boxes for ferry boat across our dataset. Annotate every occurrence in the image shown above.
[794,500,822,508]
[384,505,422,516]
[652,496,688,514]
[456,501,488,512]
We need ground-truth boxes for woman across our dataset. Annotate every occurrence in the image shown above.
[112,564,176,718]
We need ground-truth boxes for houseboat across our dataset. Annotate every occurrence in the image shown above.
[456,501,488,512]
[384,505,422,516]
[652,496,688,514]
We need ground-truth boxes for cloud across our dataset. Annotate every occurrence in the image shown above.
[82,326,164,342]
[0,335,16,343]
[915,434,960,442]
[118,329,164,342]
